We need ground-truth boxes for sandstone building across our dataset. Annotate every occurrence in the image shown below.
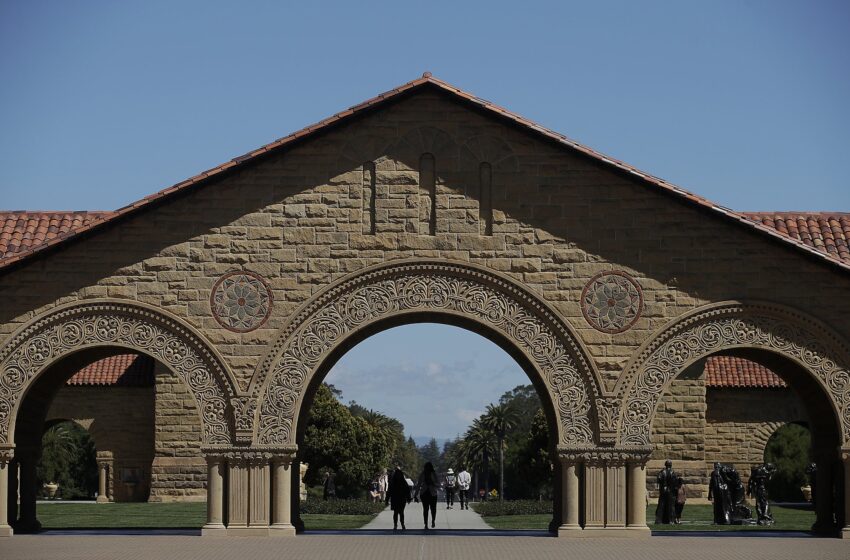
[0,74,848,538]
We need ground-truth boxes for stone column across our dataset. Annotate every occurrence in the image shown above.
[271,455,296,536]
[248,458,270,528]
[557,457,581,535]
[202,455,225,535]
[605,460,627,527]
[842,450,850,539]
[627,459,650,534]
[0,449,13,537]
[227,457,249,530]
[15,448,40,533]
[583,458,606,529]
[97,461,109,504]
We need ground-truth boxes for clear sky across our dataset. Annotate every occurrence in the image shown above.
[2,1,848,438]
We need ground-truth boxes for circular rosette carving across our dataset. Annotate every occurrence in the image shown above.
[581,271,643,334]
[211,271,273,332]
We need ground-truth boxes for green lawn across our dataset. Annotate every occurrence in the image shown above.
[477,504,816,531]
[36,502,377,530]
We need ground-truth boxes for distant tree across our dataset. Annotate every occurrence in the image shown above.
[37,421,97,499]
[419,438,441,471]
[464,419,497,498]
[498,385,540,440]
[481,403,520,500]
[764,423,811,502]
[509,409,553,499]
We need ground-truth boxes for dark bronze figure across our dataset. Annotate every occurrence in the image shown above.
[748,463,776,525]
[655,460,678,524]
[708,462,732,524]
[724,464,752,522]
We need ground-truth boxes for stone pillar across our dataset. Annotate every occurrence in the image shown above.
[627,459,650,534]
[202,455,225,535]
[271,455,296,536]
[97,459,109,504]
[15,448,40,533]
[557,457,581,535]
[584,458,605,529]
[605,461,627,527]
[248,458,270,528]
[228,458,249,530]
[842,450,850,539]
[0,449,13,537]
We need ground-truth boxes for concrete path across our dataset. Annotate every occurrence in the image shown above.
[363,503,491,530]
[3,533,849,560]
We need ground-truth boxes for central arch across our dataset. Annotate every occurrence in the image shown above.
[253,260,603,448]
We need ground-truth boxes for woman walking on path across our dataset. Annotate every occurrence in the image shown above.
[414,462,440,530]
[385,464,412,531]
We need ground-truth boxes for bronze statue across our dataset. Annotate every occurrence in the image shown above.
[708,462,732,524]
[748,463,776,525]
[655,460,678,524]
[723,464,752,522]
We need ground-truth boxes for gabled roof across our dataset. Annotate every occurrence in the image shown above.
[65,354,154,387]
[0,211,114,260]
[0,73,848,274]
[704,356,787,389]
[744,212,850,264]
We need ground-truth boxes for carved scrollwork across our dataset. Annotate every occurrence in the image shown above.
[0,301,236,445]
[618,302,850,446]
[254,261,602,447]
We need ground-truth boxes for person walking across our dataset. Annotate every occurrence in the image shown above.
[674,475,686,524]
[385,464,412,531]
[414,462,439,530]
[378,469,389,503]
[456,466,471,510]
[322,471,336,501]
[444,468,457,509]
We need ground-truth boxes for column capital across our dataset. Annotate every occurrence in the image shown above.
[202,445,297,465]
[96,450,114,468]
[557,445,651,465]
[0,446,13,465]
[841,447,850,462]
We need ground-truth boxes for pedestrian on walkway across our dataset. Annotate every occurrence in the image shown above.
[675,475,687,524]
[414,461,439,530]
[322,471,336,501]
[385,464,412,531]
[456,465,471,510]
[378,469,389,502]
[444,468,457,509]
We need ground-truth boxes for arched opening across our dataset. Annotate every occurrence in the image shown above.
[37,419,98,501]
[764,422,812,503]
[8,346,205,532]
[649,348,841,532]
[290,318,561,533]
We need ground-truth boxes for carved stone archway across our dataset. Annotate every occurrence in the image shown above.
[0,300,238,447]
[616,302,850,448]
[251,259,604,448]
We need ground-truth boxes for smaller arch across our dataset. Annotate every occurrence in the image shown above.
[0,300,239,446]
[617,301,850,447]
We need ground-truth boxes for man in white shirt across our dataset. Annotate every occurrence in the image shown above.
[456,466,472,510]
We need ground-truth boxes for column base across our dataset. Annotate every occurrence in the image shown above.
[201,523,226,536]
[226,526,274,537]
[269,524,297,537]
[96,496,109,504]
[559,526,652,538]
[841,527,850,539]
[557,524,582,537]
[0,525,13,537]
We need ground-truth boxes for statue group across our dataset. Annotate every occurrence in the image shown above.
[658,461,776,526]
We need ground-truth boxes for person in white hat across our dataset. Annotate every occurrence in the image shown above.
[444,468,457,509]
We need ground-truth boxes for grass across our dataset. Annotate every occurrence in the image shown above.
[36,502,377,530]
[475,504,816,532]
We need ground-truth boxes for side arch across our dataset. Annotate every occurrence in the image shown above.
[0,300,238,446]
[251,259,604,447]
[617,301,850,447]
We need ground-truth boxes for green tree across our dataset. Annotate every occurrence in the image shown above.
[37,421,97,499]
[498,385,540,441]
[481,402,520,500]
[509,409,553,499]
[463,419,497,499]
[419,438,441,471]
[764,423,811,502]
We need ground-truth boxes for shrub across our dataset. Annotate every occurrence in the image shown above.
[299,497,386,515]
[472,500,553,516]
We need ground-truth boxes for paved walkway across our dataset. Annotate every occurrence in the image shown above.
[2,533,848,560]
[363,504,491,530]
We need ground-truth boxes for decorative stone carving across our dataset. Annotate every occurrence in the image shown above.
[618,302,850,446]
[254,261,601,446]
[0,301,235,445]
[231,397,258,444]
[581,271,643,334]
[211,271,273,333]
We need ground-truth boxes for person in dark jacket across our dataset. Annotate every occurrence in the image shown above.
[385,464,412,531]
[414,462,439,530]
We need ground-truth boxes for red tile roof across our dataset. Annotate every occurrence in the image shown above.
[0,211,114,261]
[0,74,848,274]
[704,356,787,389]
[744,213,850,264]
[65,354,154,387]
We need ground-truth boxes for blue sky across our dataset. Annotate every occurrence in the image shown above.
[1,1,848,438]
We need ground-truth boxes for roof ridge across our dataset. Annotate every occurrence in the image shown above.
[1,73,848,274]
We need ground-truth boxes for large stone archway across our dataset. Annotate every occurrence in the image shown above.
[251,259,603,448]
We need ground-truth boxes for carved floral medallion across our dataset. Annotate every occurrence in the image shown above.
[581,271,643,334]
[211,272,273,332]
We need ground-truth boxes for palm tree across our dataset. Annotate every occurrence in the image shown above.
[464,419,496,500]
[481,403,520,500]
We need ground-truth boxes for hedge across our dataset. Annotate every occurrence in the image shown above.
[472,500,553,517]
[299,498,386,515]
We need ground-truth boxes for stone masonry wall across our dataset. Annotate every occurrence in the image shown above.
[46,385,154,502]
[150,361,206,502]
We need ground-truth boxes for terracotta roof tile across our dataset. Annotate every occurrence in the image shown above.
[744,213,850,264]
[65,354,154,387]
[0,74,848,274]
[704,356,787,389]
[0,211,114,260]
